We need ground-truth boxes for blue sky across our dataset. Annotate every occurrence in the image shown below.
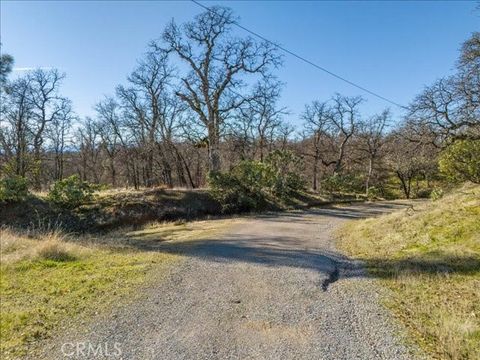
[1,1,478,125]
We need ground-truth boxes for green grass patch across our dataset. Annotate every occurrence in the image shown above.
[0,246,178,358]
[337,183,480,360]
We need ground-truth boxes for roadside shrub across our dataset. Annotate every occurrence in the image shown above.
[48,175,94,208]
[208,150,305,213]
[265,150,305,197]
[415,187,433,199]
[208,170,267,213]
[321,174,364,193]
[232,160,271,194]
[0,176,29,202]
[439,140,480,184]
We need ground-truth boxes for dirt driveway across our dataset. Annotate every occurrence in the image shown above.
[40,202,421,359]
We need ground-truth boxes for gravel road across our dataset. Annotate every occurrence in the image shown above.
[40,202,421,359]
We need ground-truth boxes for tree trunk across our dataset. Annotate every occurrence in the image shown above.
[334,140,347,175]
[32,149,42,191]
[58,151,64,180]
[183,159,196,189]
[110,158,116,187]
[162,159,173,188]
[397,171,411,199]
[208,124,221,173]
[133,162,140,189]
[145,151,154,186]
[195,151,202,188]
[173,145,195,188]
[365,156,373,196]
[259,136,265,162]
[312,155,318,191]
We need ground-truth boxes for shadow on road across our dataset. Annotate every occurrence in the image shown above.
[256,201,419,222]
[143,235,479,280]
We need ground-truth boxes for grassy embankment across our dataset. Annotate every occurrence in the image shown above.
[337,183,480,359]
[0,188,221,232]
[0,187,344,233]
[0,218,236,358]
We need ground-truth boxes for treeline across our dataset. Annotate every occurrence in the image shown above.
[1,7,479,198]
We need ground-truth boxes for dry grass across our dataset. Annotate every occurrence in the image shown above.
[0,229,83,264]
[35,237,77,262]
[337,183,480,359]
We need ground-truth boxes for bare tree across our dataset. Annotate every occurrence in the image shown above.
[96,97,122,186]
[47,99,74,181]
[115,49,185,187]
[161,6,281,172]
[409,33,480,143]
[386,128,438,199]
[302,95,363,189]
[227,79,287,162]
[76,117,101,183]
[301,100,330,190]
[328,94,363,174]
[130,49,174,186]
[28,69,67,189]
[0,77,33,177]
[247,79,287,161]
[357,109,390,195]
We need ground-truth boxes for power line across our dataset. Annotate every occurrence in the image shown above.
[190,0,407,109]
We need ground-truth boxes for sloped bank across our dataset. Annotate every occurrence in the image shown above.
[337,183,480,359]
[0,187,364,233]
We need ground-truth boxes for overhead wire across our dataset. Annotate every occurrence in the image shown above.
[191,0,407,109]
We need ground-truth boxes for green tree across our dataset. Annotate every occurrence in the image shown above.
[439,140,480,184]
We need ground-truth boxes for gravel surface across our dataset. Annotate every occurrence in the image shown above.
[38,202,421,359]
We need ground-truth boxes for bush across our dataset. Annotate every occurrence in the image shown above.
[209,150,305,213]
[321,174,364,193]
[232,161,272,194]
[439,140,480,184]
[265,150,305,197]
[48,175,94,208]
[415,188,432,199]
[0,176,29,202]
[208,163,269,213]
